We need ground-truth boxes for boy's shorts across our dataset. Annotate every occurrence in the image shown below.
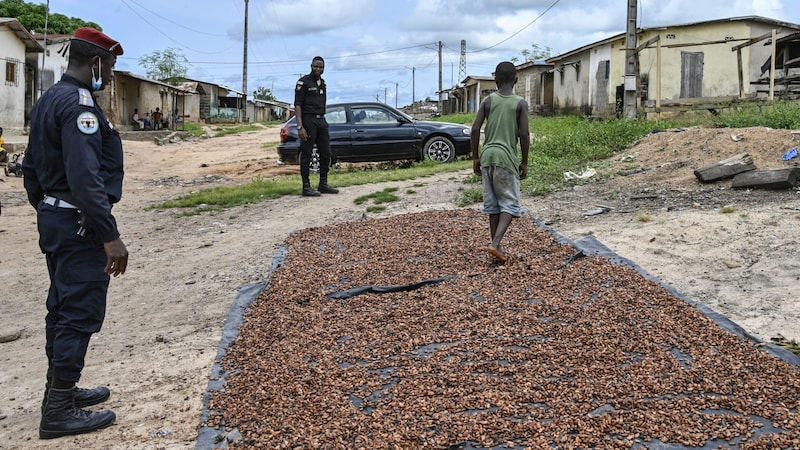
[481,165,521,217]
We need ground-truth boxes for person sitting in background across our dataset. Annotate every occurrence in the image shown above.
[131,109,144,130]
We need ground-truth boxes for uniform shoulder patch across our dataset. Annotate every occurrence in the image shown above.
[76,111,100,135]
[77,88,95,107]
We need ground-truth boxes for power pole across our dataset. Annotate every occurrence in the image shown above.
[459,40,466,85]
[411,67,415,110]
[437,41,443,114]
[623,0,638,119]
[242,0,249,122]
[39,0,50,98]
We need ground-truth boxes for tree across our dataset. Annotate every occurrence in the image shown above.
[138,48,190,81]
[0,0,101,34]
[252,86,275,101]
[510,43,553,64]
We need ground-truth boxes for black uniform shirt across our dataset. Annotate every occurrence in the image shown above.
[294,73,327,115]
[23,74,124,243]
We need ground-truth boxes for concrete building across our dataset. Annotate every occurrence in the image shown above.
[547,16,800,118]
[0,17,43,133]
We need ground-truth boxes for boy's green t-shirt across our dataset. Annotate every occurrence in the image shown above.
[479,92,523,176]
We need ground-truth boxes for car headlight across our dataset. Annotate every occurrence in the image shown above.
[461,128,470,135]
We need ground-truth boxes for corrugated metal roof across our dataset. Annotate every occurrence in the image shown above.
[114,70,195,94]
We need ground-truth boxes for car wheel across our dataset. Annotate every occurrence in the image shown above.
[310,146,320,173]
[423,136,455,163]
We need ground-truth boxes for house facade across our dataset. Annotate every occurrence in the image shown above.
[34,33,71,93]
[99,71,194,130]
[176,79,245,124]
[461,76,495,114]
[1,17,43,133]
[512,61,554,115]
[547,16,800,117]
[443,61,553,116]
[247,98,291,123]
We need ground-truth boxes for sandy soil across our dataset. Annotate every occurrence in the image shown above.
[0,123,798,449]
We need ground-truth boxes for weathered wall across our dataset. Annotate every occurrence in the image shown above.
[1,24,28,132]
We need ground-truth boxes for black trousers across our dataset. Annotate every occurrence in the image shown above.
[37,202,110,383]
[299,114,332,181]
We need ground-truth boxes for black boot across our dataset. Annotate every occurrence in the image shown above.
[39,387,116,439]
[302,180,320,197]
[43,386,111,411]
[42,372,111,412]
[318,176,339,194]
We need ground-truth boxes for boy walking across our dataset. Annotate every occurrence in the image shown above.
[470,61,530,263]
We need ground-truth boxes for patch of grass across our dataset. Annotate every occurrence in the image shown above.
[366,205,387,213]
[213,123,262,138]
[457,188,483,207]
[153,102,800,214]
[181,122,207,137]
[522,115,674,196]
[354,187,400,205]
[720,205,737,214]
[636,211,652,222]
[715,100,800,129]
[150,160,469,213]
[462,174,481,184]
[430,112,474,125]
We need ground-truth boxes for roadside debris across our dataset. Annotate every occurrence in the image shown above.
[582,206,611,217]
[563,168,597,181]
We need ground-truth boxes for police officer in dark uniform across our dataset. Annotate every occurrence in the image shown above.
[23,27,129,440]
[294,56,339,196]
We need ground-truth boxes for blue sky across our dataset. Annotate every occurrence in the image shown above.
[38,0,800,108]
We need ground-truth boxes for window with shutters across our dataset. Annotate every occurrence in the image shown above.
[5,59,19,86]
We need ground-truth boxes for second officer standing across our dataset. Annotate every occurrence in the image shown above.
[294,56,339,197]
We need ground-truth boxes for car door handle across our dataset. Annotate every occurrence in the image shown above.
[354,128,367,133]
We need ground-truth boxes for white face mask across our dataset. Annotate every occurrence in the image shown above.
[91,58,103,91]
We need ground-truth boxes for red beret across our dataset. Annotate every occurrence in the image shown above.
[72,27,124,56]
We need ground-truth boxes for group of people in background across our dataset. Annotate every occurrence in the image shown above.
[130,107,180,131]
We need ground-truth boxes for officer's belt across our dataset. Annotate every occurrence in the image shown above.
[303,113,325,118]
[43,195,78,209]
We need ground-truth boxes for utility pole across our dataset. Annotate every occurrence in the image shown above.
[39,0,50,97]
[623,0,638,119]
[438,41,443,115]
[407,66,415,111]
[242,0,249,123]
[459,40,466,85]
[395,82,398,108]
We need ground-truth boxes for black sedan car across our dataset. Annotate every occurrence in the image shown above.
[278,102,471,171]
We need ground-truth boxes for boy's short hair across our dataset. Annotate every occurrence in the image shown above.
[494,61,516,84]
